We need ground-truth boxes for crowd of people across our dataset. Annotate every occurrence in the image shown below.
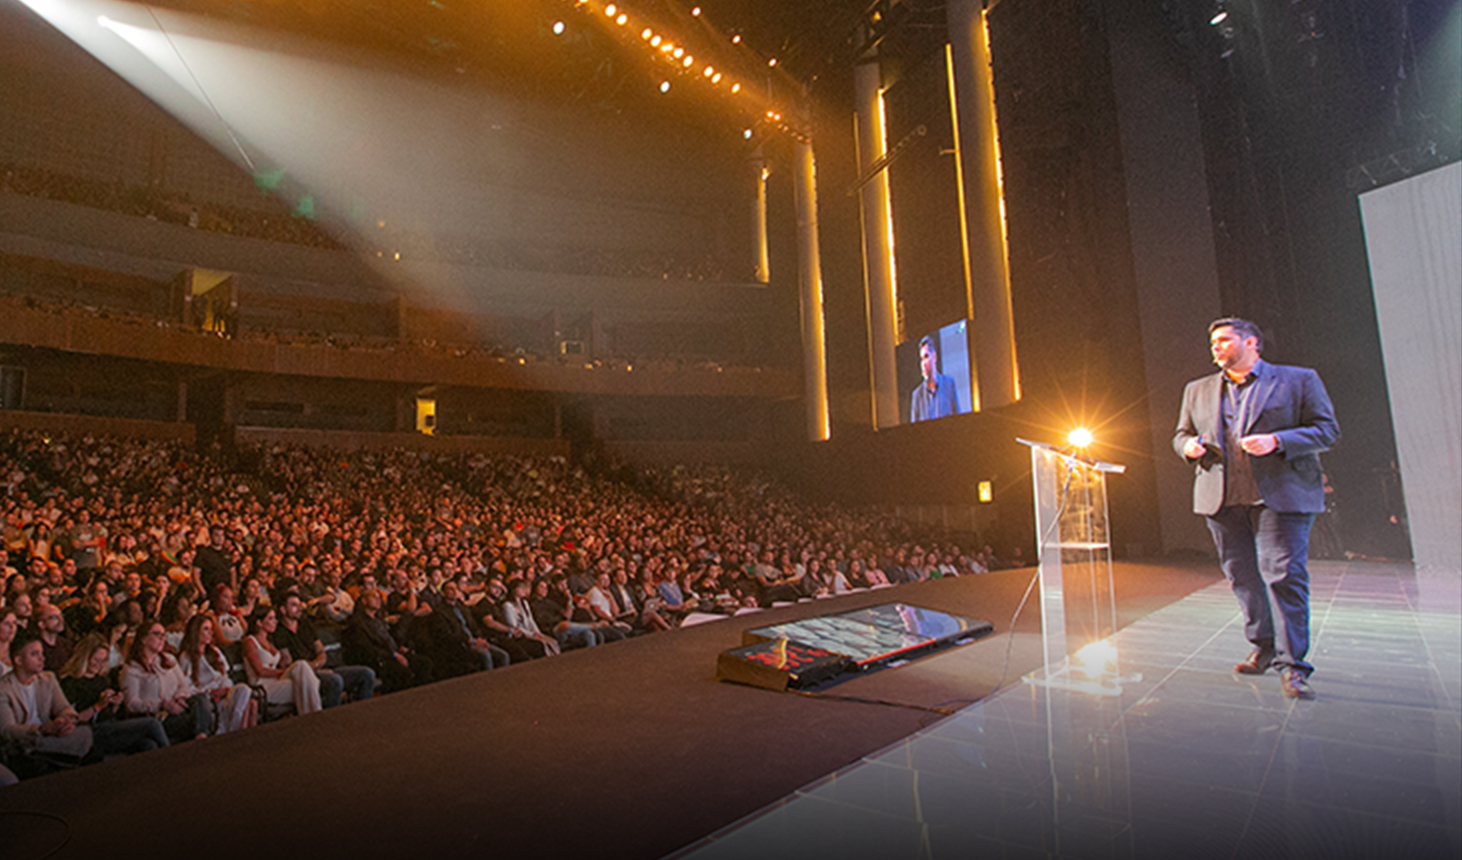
[0,428,1012,784]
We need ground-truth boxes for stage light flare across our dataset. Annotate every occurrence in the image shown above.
[1068,428,1094,449]
[731,34,741,44]
[730,82,740,93]
[616,13,628,26]
[641,28,652,39]
[552,21,565,35]
[673,46,684,58]
[1210,11,1228,25]
[1072,639,1119,677]
[978,481,993,503]
[691,7,701,16]
[682,56,693,67]
[650,34,662,46]
[658,80,671,93]
[742,128,752,139]
[703,65,714,77]
[711,72,721,83]
[768,57,777,67]
[604,4,617,16]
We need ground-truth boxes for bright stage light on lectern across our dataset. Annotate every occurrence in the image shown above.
[1068,428,1094,449]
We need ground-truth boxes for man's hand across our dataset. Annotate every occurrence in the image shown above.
[1183,434,1210,460]
[40,716,77,737]
[1240,434,1279,456]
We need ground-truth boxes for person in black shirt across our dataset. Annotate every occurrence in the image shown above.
[193,527,234,596]
[271,594,375,706]
[342,589,429,693]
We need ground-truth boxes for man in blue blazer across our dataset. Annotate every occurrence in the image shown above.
[1175,318,1340,699]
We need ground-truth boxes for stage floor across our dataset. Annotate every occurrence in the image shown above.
[671,561,1462,860]
[11,560,1449,860]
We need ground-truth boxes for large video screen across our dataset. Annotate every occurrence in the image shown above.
[897,318,973,425]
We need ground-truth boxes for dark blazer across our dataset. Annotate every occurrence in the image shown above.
[1174,360,1340,516]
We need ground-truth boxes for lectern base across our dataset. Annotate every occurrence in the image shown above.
[1023,660,1143,697]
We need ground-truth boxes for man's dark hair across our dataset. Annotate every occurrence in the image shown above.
[10,629,43,662]
[918,334,937,354]
[1209,317,1264,352]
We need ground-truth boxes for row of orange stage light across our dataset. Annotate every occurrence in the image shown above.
[561,0,801,138]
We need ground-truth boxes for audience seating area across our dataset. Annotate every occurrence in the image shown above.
[0,427,1010,782]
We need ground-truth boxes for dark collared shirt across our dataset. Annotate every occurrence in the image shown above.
[1220,359,1266,506]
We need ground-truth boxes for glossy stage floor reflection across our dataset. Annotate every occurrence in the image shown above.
[672,561,1462,859]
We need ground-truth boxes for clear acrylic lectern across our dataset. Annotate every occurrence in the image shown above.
[1018,439,1138,858]
[1017,438,1135,695]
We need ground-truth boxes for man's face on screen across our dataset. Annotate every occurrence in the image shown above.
[920,343,938,382]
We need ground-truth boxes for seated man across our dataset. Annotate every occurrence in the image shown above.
[272,593,376,707]
[341,589,430,693]
[35,603,74,673]
[433,580,509,675]
[1,634,93,776]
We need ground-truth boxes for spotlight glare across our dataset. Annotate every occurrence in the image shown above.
[742,128,753,139]
[692,7,702,16]
[673,46,684,58]
[1068,428,1094,449]
[731,83,741,93]
[660,42,673,52]
[659,80,671,93]
[552,20,565,35]
[1210,10,1228,25]
[651,35,662,46]
[732,34,741,44]
[641,28,652,39]
[704,65,714,77]
[616,13,628,25]
[712,72,722,83]
[682,56,693,67]
[768,57,777,67]
[605,4,617,16]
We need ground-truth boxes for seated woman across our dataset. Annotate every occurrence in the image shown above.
[241,607,322,716]
[120,621,210,743]
[499,579,559,658]
[177,615,257,733]
[235,577,268,620]
[59,632,170,755]
[65,578,113,637]
[205,584,247,645]
[160,589,199,653]
[632,568,675,631]
[0,608,17,676]
[110,599,148,669]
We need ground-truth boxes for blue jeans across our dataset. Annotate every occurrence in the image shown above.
[1206,505,1316,676]
[557,623,599,649]
[92,716,169,756]
[319,666,377,706]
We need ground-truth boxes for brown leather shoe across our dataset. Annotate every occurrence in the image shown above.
[1234,648,1275,675]
[1281,669,1316,700]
